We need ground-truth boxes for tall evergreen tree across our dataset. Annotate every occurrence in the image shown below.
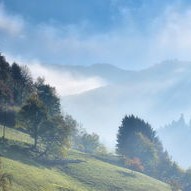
[0,54,12,106]
[35,77,60,116]
[116,115,164,176]
[116,115,156,156]
[11,62,23,104]
[0,54,10,82]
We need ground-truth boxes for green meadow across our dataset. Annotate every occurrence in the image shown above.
[0,126,171,191]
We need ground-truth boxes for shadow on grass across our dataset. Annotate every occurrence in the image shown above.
[92,154,125,168]
[0,138,42,168]
[0,138,86,171]
[39,158,86,166]
[117,170,136,178]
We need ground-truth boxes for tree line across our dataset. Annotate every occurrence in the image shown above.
[116,115,191,191]
[0,54,74,159]
[0,53,104,159]
[1,53,191,190]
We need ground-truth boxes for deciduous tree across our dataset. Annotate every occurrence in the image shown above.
[19,95,46,148]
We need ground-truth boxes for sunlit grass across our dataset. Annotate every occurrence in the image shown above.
[0,127,171,191]
[1,157,88,191]
[0,125,33,144]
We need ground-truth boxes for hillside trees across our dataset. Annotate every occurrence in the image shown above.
[116,115,183,182]
[0,54,10,83]
[0,60,33,141]
[0,54,12,107]
[19,76,77,158]
[11,62,24,104]
[116,115,158,174]
[40,114,77,159]
[19,86,76,155]
[11,63,33,105]
[116,115,156,157]
[80,132,100,153]
[0,53,77,158]
[73,128,106,154]
[0,55,13,141]
[19,95,47,148]
[35,77,60,116]
[0,81,11,106]
[0,54,33,107]
[34,78,76,158]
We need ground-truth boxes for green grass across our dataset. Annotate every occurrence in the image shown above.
[59,150,171,191]
[0,126,33,145]
[1,156,88,191]
[0,127,172,191]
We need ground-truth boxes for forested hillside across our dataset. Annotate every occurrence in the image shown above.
[0,53,79,160]
[1,54,191,191]
[0,53,172,191]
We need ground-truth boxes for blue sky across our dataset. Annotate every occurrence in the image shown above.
[1,0,191,69]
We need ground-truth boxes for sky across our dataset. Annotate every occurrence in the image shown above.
[1,0,191,70]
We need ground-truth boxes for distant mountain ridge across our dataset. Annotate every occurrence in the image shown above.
[50,60,191,84]
[47,61,191,167]
[48,63,135,84]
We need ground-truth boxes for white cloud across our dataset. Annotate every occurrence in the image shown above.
[28,4,191,69]
[3,2,191,70]
[5,54,107,96]
[29,63,107,96]
[0,4,25,36]
[152,6,191,60]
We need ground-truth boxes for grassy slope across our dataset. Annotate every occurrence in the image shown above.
[0,127,171,191]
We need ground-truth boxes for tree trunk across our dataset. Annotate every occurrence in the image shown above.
[34,137,37,148]
[32,124,38,149]
[2,124,5,141]
[34,130,38,149]
[2,110,6,142]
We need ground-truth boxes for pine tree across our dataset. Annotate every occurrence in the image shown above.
[116,115,156,156]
